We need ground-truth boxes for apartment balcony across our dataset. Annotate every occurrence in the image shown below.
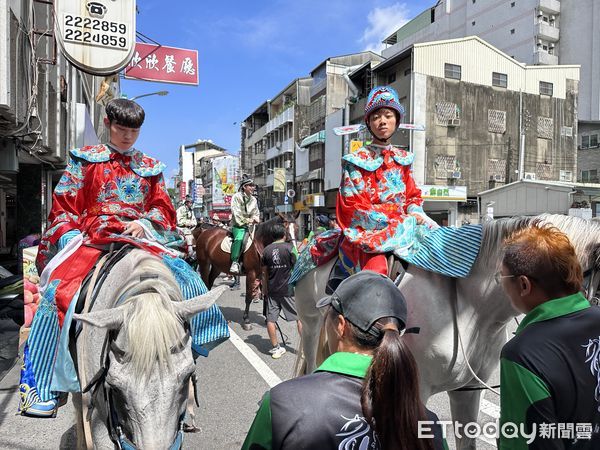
[534,50,558,65]
[246,123,268,147]
[538,0,560,15]
[265,106,294,134]
[536,21,559,42]
[266,137,294,161]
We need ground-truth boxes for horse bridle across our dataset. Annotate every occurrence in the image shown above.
[81,283,194,450]
[583,266,600,305]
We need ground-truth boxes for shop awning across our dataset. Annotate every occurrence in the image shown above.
[300,130,326,148]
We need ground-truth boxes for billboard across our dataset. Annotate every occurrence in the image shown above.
[212,156,238,209]
[124,43,199,85]
[55,0,137,75]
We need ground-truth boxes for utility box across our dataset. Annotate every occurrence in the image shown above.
[0,139,18,173]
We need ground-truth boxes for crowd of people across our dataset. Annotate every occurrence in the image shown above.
[18,90,600,449]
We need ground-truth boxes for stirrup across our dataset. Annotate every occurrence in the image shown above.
[230,262,240,274]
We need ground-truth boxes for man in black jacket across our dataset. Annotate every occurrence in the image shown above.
[498,224,600,449]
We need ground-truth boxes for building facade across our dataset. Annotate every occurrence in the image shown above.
[0,0,115,267]
[381,0,600,185]
[349,37,579,225]
[177,140,228,215]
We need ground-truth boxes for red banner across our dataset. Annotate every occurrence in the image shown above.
[124,43,198,85]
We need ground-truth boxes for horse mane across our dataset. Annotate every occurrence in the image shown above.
[479,214,600,271]
[117,252,184,379]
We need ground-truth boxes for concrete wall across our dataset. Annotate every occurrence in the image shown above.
[424,75,577,196]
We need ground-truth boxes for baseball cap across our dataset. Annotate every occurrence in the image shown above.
[316,271,408,337]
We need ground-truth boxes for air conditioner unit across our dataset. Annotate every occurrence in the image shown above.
[448,118,461,127]
[284,160,292,169]
[549,43,555,49]
[450,171,461,179]
[537,11,543,17]
[524,172,537,180]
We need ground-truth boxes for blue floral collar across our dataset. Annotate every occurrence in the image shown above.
[342,144,414,171]
[70,144,165,177]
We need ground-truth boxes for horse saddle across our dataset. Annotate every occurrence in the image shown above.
[220,228,255,254]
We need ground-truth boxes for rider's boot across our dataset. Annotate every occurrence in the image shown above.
[230,261,240,274]
[18,346,58,418]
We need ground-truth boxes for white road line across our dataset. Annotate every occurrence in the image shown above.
[227,326,282,388]
[480,398,500,419]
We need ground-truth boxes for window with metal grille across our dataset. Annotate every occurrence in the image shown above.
[536,163,553,180]
[487,159,506,181]
[492,72,507,88]
[537,117,554,139]
[444,63,461,80]
[488,109,506,133]
[435,155,456,179]
[539,81,553,96]
[387,72,397,84]
[592,134,599,148]
[435,102,460,125]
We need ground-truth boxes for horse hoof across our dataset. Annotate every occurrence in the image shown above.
[242,322,252,331]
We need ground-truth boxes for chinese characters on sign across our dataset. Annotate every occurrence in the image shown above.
[125,43,199,85]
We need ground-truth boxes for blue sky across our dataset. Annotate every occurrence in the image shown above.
[122,0,434,185]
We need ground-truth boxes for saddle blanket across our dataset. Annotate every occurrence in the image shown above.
[290,225,483,285]
[220,228,255,254]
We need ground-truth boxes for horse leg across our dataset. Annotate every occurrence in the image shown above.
[242,271,256,331]
[208,265,221,289]
[447,388,484,450]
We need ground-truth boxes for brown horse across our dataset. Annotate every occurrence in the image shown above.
[194,213,299,330]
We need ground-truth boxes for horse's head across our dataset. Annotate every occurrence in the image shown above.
[74,283,228,449]
[277,211,300,250]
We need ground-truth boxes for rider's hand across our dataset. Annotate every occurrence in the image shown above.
[409,212,425,225]
[123,221,145,238]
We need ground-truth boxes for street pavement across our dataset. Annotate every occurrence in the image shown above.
[0,274,511,449]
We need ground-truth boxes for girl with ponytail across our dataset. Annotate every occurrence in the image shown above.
[243,271,446,450]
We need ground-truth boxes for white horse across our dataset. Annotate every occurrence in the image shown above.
[71,249,227,450]
[294,214,600,450]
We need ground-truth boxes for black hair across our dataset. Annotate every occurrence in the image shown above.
[271,223,286,241]
[105,98,145,128]
[332,311,432,450]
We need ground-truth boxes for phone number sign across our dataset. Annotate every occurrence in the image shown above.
[124,43,199,86]
[56,0,136,75]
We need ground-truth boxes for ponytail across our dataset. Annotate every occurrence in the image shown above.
[359,318,433,450]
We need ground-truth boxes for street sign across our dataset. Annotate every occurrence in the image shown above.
[124,43,199,85]
[284,195,289,205]
[55,0,137,75]
[287,189,296,198]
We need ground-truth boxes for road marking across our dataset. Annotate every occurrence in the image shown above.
[227,326,282,388]
[480,398,500,419]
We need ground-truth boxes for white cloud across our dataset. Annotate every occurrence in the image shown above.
[360,3,411,53]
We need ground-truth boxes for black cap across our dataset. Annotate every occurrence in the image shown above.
[316,271,407,337]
